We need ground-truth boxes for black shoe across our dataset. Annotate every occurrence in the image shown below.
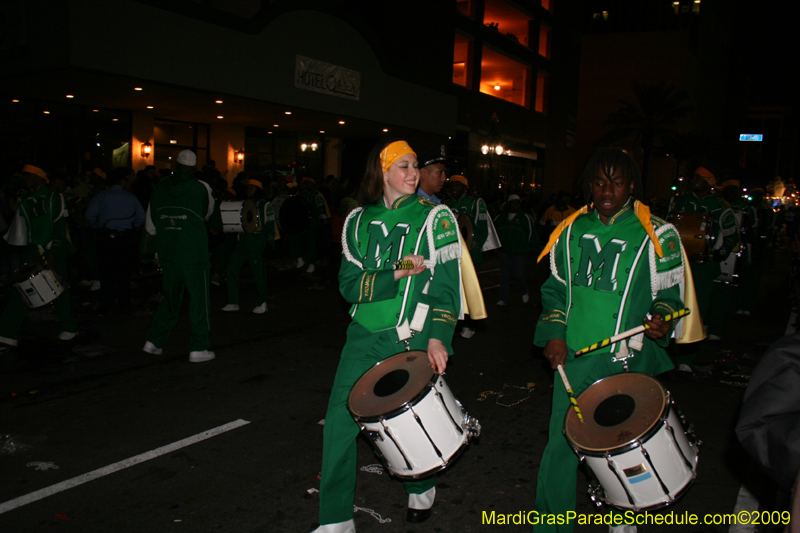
[406,508,432,523]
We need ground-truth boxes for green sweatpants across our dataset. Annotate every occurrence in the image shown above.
[146,262,211,352]
[319,322,435,525]
[0,250,77,340]
[226,238,268,306]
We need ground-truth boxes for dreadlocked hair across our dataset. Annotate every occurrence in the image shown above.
[579,148,644,204]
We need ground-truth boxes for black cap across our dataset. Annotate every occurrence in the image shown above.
[418,145,448,168]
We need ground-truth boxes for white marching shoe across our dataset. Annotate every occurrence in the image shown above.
[610,525,637,533]
[252,303,267,314]
[311,519,355,533]
[189,350,215,363]
[142,341,163,355]
[221,304,240,312]
[407,487,435,523]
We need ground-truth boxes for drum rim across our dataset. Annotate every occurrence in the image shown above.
[564,372,669,455]
[382,439,470,480]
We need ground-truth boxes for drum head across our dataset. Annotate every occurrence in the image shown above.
[11,261,43,284]
[457,212,474,251]
[278,195,312,235]
[348,351,434,419]
[565,373,667,453]
[241,200,257,233]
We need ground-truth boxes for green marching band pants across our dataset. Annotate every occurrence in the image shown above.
[319,321,435,525]
[145,262,211,352]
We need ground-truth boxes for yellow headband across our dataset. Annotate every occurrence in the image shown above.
[380,141,415,173]
[22,164,46,178]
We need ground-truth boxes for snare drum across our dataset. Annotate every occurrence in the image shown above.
[12,262,65,308]
[669,212,713,262]
[348,351,480,479]
[220,200,257,233]
[457,212,474,251]
[564,373,699,512]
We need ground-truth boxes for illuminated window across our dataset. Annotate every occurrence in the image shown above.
[456,0,474,18]
[672,1,680,14]
[535,71,549,114]
[541,0,553,12]
[539,24,552,59]
[484,0,533,48]
[592,11,609,20]
[692,0,701,13]
[453,34,474,87]
[480,46,530,107]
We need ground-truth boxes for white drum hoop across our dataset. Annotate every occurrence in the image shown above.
[13,263,65,308]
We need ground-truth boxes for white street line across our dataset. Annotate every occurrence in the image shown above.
[0,419,250,515]
[729,484,759,533]
[786,310,797,336]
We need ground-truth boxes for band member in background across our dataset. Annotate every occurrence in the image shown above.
[532,148,692,533]
[493,194,538,306]
[221,179,276,314]
[142,150,216,363]
[313,141,461,533]
[669,167,739,352]
[1,164,79,347]
[416,145,448,204]
[445,175,491,338]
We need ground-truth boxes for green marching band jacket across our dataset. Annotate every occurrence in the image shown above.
[534,200,686,384]
[340,194,462,354]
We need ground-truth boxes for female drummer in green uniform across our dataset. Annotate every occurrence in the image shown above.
[313,141,462,533]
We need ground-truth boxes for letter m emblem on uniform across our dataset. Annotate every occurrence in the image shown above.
[365,221,410,269]
[573,235,627,292]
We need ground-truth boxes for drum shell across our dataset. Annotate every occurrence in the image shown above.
[13,264,64,308]
[715,248,743,285]
[354,375,469,479]
[220,200,257,234]
[457,212,474,251]
[669,212,713,263]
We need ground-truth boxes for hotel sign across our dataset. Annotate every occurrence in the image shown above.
[739,134,763,142]
[295,55,360,101]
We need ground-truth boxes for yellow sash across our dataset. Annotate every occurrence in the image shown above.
[459,235,487,320]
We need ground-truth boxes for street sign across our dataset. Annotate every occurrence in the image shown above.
[739,134,763,142]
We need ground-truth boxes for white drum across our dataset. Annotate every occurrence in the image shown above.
[13,262,65,308]
[564,373,699,512]
[348,351,480,479]
[220,200,257,233]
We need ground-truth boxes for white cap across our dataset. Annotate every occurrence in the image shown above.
[176,150,197,167]
[507,194,521,202]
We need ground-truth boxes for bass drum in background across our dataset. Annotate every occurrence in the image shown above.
[278,195,312,235]
[457,212,474,251]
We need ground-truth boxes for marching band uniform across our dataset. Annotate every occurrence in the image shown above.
[224,198,276,313]
[142,150,216,363]
[493,195,538,305]
[670,188,739,340]
[317,193,461,530]
[1,166,78,345]
[445,176,490,264]
[533,199,687,533]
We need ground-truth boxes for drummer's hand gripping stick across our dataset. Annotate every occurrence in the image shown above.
[574,308,691,357]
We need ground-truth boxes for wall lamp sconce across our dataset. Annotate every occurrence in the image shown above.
[236,149,245,164]
[301,143,319,152]
[141,141,152,157]
[481,144,504,155]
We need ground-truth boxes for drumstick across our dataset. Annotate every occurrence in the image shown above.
[557,364,584,424]
[392,259,435,270]
[574,308,691,357]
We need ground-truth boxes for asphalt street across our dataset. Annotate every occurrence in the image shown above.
[0,246,792,532]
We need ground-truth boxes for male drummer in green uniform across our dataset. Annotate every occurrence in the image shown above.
[669,167,739,347]
[533,148,688,533]
[221,179,276,314]
[142,150,216,363]
[0,164,78,347]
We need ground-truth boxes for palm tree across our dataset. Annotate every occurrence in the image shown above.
[601,81,692,190]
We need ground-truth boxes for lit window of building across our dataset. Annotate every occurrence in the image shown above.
[673,1,680,15]
[693,0,701,13]
[480,46,530,107]
[453,34,474,87]
[535,70,549,113]
[539,24,552,59]
[484,0,533,48]
[456,0,474,18]
[541,0,553,13]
